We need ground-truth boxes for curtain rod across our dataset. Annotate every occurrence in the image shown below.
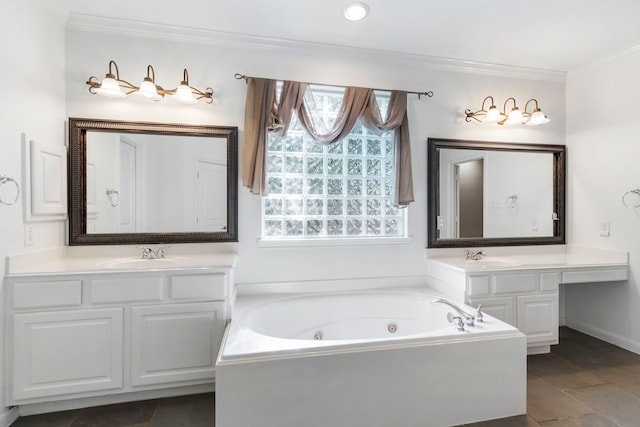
[234,73,434,99]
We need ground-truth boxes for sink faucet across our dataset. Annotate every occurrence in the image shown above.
[465,249,486,260]
[432,298,483,327]
[140,247,166,259]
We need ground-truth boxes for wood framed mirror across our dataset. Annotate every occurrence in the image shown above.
[68,118,238,245]
[428,138,565,248]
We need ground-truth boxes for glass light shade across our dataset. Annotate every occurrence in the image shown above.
[485,106,504,123]
[95,76,125,98]
[175,83,198,104]
[139,78,158,98]
[343,2,369,21]
[504,108,523,125]
[526,110,551,126]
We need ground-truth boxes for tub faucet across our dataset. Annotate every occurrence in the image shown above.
[432,298,478,326]
[465,249,486,260]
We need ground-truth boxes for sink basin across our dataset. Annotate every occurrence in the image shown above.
[465,257,524,268]
[99,257,185,269]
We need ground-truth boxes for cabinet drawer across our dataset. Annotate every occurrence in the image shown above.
[13,280,81,309]
[170,274,226,300]
[493,273,537,294]
[89,277,163,303]
[467,276,490,297]
[561,268,628,284]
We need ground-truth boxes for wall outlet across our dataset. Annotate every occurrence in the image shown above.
[599,220,610,237]
[24,225,34,246]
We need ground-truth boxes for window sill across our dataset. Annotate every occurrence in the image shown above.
[257,236,413,248]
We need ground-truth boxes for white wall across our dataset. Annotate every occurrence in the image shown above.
[0,0,67,421]
[565,49,640,352]
[64,22,566,285]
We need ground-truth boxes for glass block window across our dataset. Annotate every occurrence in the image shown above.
[262,87,406,239]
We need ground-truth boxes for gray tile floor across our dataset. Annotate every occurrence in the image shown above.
[11,327,640,426]
[10,393,214,427]
[463,327,640,427]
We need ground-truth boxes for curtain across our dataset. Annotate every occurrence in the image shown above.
[242,77,414,206]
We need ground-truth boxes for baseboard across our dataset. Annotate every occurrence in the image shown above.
[17,383,214,416]
[565,319,640,355]
[0,407,19,427]
[559,316,567,327]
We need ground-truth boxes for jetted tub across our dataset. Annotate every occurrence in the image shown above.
[216,286,526,427]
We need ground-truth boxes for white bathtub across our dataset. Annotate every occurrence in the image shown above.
[216,285,526,427]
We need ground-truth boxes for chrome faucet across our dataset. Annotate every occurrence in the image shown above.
[140,247,166,259]
[465,249,486,260]
[432,298,483,327]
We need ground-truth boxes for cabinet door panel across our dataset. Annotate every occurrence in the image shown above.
[131,302,224,386]
[469,297,515,327]
[517,294,558,345]
[13,308,123,401]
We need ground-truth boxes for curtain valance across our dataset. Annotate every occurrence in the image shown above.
[242,78,414,206]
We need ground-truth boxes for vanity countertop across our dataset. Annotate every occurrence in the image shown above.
[427,245,628,273]
[6,246,238,277]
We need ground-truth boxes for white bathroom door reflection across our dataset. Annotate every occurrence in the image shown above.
[119,140,137,232]
[195,161,226,231]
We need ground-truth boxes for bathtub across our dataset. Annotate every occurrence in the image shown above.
[216,284,526,427]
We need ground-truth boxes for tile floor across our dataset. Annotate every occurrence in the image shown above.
[11,327,640,427]
[462,327,640,427]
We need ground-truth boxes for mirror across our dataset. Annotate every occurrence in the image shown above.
[428,138,565,248]
[68,118,238,245]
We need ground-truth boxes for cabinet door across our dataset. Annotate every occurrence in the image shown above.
[130,302,224,386]
[12,308,124,402]
[468,297,515,327]
[516,293,559,345]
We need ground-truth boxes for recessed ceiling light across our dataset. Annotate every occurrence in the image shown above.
[343,2,370,21]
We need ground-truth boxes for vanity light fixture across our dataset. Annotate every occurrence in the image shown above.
[343,2,370,21]
[87,60,213,104]
[465,96,550,126]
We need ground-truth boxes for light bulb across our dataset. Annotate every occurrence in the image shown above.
[96,75,125,98]
[343,2,369,21]
[485,106,504,123]
[139,78,158,98]
[504,107,523,125]
[526,110,550,126]
[175,83,197,104]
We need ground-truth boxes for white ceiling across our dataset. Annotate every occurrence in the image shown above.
[51,0,640,72]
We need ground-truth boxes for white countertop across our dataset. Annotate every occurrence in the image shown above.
[5,246,238,277]
[427,245,628,273]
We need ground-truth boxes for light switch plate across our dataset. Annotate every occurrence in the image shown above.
[599,220,610,237]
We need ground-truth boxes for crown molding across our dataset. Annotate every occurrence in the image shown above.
[67,14,566,82]
[569,41,640,75]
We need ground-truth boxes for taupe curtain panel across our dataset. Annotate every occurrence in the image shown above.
[242,77,414,206]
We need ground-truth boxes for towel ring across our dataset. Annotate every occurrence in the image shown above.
[622,189,640,208]
[106,189,120,207]
[506,194,518,210]
[0,175,20,206]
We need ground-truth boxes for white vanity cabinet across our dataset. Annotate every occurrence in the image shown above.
[5,268,231,407]
[467,271,560,353]
[427,249,629,355]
